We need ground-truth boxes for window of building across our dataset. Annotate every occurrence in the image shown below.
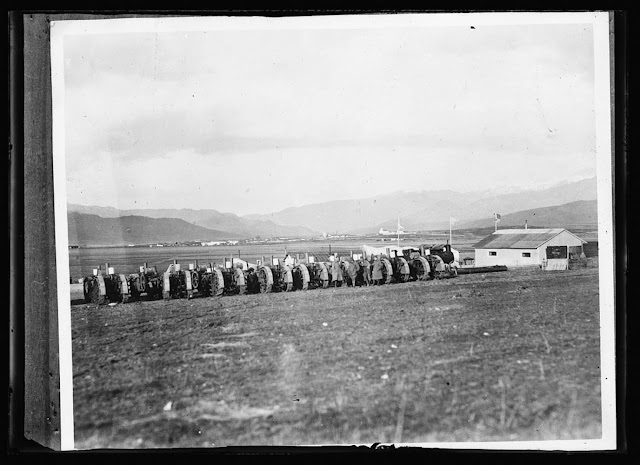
[489,251,497,256]
[522,252,531,257]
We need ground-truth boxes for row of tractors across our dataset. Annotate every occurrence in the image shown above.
[81,245,458,305]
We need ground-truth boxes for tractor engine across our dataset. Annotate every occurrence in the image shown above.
[423,244,458,266]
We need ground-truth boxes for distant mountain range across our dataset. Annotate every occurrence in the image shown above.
[456,200,598,229]
[66,205,318,240]
[67,177,598,245]
[244,177,597,233]
[67,213,240,247]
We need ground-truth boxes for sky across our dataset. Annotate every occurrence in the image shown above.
[59,14,598,216]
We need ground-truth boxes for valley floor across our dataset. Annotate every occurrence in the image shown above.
[71,266,603,449]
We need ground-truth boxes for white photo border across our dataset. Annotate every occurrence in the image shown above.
[50,11,616,451]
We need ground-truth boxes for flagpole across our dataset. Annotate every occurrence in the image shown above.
[397,217,400,247]
[449,217,452,245]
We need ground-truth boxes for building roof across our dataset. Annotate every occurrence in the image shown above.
[473,228,586,250]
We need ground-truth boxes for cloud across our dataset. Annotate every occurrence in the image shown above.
[61,20,597,213]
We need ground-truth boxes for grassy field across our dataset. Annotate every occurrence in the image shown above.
[70,264,602,449]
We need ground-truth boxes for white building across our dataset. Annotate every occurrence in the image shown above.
[473,228,587,267]
[378,227,408,236]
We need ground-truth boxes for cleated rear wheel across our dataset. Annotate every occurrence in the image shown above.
[257,266,273,293]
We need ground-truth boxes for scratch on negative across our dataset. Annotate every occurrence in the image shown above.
[32,280,47,285]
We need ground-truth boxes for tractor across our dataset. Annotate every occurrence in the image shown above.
[398,247,431,281]
[122,262,164,302]
[163,260,201,300]
[426,254,457,279]
[337,254,368,287]
[255,256,294,293]
[188,260,225,297]
[386,250,411,283]
[338,253,373,287]
[407,255,431,281]
[415,246,457,279]
[220,258,248,295]
[403,245,457,280]
[82,263,131,304]
[424,243,458,266]
[299,255,329,289]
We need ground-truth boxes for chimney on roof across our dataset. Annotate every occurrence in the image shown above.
[525,220,528,230]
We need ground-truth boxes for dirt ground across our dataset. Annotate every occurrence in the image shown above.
[70,266,602,449]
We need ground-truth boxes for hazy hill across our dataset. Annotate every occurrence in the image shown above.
[456,200,598,229]
[67,213,240,246]
[245,177,597,233]
[66,205,318,238]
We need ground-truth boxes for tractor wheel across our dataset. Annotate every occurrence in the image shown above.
[295,264,310,290]
[213,268,225,296]
[415,257,430,281]
[162,272,172,300]
[381,258,393,284]
[257,266,273,293]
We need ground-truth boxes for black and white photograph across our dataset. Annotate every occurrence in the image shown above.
[48,12,616,450]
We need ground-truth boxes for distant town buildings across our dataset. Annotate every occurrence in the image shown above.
[200,240,239,246]
[378,227,416,236]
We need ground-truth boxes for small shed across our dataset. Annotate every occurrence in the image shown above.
[473,228,587,268]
